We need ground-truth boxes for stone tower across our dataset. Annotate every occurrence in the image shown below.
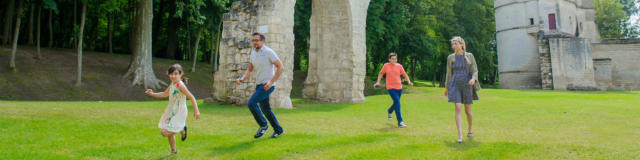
[494,0,600,89]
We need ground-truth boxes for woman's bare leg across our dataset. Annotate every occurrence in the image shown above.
[464,104,473,136]
[455,103,463,141]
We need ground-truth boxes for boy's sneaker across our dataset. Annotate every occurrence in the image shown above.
[270,130,284,138]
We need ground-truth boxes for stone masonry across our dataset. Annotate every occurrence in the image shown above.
[212,0,295,108]
[302,0,370,103]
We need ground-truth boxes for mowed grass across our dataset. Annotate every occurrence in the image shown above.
[1,87,639,159]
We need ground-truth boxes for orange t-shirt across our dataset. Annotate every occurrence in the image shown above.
[380,63,406,90]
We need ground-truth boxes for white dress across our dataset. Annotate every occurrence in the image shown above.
[158,81,188,133]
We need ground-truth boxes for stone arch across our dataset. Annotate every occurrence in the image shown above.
[213,0,370,108]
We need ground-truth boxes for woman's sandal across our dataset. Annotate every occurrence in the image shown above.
[467,132,474,138]
[181,126,187,141]
[167,151,178,156]
[457,138,463,143]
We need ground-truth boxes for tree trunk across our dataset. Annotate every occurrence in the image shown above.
[75,3,86,87]
[36,2,41,59]
[128,0,135,52]
[214,21,222,73]
[3,0,15,45]
[108,12,113,54]
[208,21,214,65]
[439,71,446,88]
[9,0,23,70]
[47,9,52,48]
[410,58,416,82]
[28,3,34,45]
[72,0,77,49]
[210,20,222,65]
[87,10,98,50]
[186,21,191,60]
[124,0,166,89]
[151,0,165,57]
[191,27,203,72]
[432,68,436,87]
[165,0,178,59]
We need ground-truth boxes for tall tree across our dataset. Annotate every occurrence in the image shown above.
[100,0,125,54]
[124,0,166,89]
[293,0,311,71]
[9,0,24,71]
[191,27,203,72]
[595,0,627,38]
[36,0,42,59]
[108,11,113,53]
[165,0,179,59]
[47,7,53,48]
[3,0,15,45]
[75,2,87,87]
[43,0,56,48]
[28,2,34,45]
[619,0,639,37]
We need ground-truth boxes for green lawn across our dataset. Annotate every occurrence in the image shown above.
[1,87,639,159]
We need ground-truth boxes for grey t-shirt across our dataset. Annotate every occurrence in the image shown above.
[250,45,280,86]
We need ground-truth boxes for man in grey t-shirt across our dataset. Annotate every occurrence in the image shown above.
[236,32,285,139]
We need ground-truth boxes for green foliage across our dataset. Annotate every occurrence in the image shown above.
[42,0,59,13]
[365,0,497,84]
[595,0,628,38]
[293,0,311,71]
[175,0,207,26]
[619,0,640,37]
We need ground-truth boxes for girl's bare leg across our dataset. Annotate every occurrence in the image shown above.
[161,129,177,155]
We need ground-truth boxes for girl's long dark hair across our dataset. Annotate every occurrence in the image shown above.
[168,64,189,84]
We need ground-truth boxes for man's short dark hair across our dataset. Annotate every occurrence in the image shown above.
[252,32,265,41]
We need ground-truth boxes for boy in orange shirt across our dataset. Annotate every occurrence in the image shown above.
[374,53,414,127]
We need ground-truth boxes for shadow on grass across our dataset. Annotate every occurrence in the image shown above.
[445,141,537,159]
[375,124,399,133]
[210,138,268,153]
[281,103,351,114]
[444,138,482,151]
[210,133,396,156]
[151,154,179,160]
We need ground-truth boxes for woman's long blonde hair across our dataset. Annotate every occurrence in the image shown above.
[451,36,471,65]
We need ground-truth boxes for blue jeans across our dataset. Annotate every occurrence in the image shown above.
[387,89,403,123]
[247,84,283,133]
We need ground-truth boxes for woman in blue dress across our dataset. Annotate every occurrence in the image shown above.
[444,36,480,143]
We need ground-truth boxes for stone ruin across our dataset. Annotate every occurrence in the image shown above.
[212,0,371,108]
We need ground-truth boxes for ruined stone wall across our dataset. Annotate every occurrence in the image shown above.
[538,38,553,89]
[548,37,598,90]
[302,0,370,103]
[592,40,640,90]
[212,0,294,108]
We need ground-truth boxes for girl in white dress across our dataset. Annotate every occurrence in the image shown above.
[145,64,200,156]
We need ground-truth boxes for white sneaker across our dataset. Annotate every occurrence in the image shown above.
[398,122,407,128]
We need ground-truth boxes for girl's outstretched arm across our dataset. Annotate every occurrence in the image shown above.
[145,86,170,98]
[177,82,200,120]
